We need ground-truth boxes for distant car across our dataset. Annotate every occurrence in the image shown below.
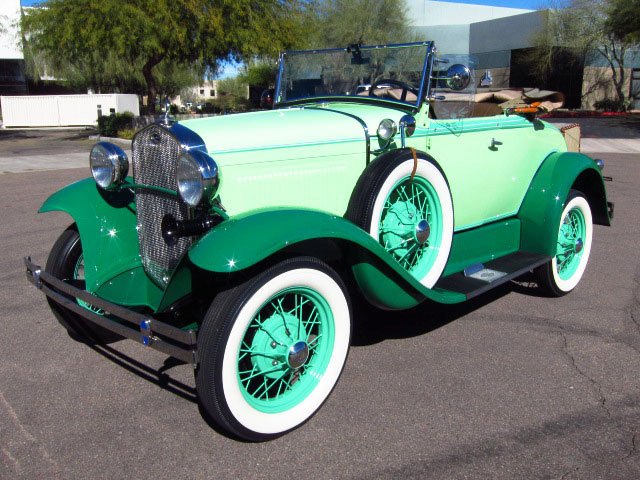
[260,88,274,108]
[25,41,613,442]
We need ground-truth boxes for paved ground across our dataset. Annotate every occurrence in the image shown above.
[0,129,131,173]
[1,128,639,479]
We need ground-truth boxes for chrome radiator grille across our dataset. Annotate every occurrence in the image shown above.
[132,125,191,287]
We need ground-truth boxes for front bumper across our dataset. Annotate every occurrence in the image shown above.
[24,257,198,365]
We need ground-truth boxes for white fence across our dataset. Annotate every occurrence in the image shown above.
[0,94,139,127]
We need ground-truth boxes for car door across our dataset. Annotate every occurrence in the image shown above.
[425,116,564,231]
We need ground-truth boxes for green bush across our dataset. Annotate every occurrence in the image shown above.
[594,98,626,112]
[98,112,134,137]
[117,128,136,140]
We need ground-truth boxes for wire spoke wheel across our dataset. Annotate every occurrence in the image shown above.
[555,207,586,280]
[535,190,593,296]
[346,150,453,289]
[237,288,334,412]
[196,257,351,441]
[378,176,443,279]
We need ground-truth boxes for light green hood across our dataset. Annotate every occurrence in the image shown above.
[179,103,409,163]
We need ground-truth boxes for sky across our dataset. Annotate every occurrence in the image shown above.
[20,0,548,7]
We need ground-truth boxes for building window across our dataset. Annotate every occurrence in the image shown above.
[210,89,216,97]
[200,89,205,95]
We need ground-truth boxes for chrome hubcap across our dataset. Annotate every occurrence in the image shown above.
[415,220,430,245]
[287,341,309,369]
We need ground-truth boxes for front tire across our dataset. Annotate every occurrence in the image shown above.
[196,257,352,441]
[535,190,593,296]
[45,226,122,343]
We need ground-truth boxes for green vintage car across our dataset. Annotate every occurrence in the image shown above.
[24,41,613,441]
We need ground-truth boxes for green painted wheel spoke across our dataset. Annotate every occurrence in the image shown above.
[397,242,418,263]
[242,365,283,383]
[380,226,411,235]
[237,286,335,412]
[239,349,282,360]
[239,364,258,381]
[260,369,292,400]
[255,322,284,346]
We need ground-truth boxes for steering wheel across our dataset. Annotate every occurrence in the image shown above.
[369,78,419,102]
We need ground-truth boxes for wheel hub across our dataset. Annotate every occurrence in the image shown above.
[414,220,430,245]
[287,341,309,369]
[249,311,309,378]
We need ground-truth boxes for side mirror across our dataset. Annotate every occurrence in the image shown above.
[445,64,471,91]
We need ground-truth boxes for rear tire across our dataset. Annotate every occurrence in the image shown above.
[46,226,122,344]
[535,190,593,296]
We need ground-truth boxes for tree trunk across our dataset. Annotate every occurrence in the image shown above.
[142,54,165,115]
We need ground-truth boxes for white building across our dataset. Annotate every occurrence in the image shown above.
[0,0,27,94]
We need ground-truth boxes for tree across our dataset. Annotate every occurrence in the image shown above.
[606,0,640,44]
[530,0,635,111]
[22,0,308,113]
[310,0,415,48]
[238,61,279,89]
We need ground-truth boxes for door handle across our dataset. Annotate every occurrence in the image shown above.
[490,138,503,150]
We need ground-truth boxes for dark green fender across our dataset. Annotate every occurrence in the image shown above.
[518,151,611,256]
[39,178,165,309]
[188,208,466,308]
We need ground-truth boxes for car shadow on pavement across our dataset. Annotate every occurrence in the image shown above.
[351,278,545,347]
[87,343,251,440]
[88,343,197,403]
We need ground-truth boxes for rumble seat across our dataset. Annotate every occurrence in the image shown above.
[430,88,565,119]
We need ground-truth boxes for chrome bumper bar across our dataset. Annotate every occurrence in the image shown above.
[24,257,198,365]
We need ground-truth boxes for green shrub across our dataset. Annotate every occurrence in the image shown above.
[98,112,134,137]
[117,128,136,140]
[594,98,626,112]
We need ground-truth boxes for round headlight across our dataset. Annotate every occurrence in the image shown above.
[90,142,129,189]
[377,119,397,142]
[177,150,219,207]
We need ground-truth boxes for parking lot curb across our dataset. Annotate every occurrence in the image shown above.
[89,135,132,145]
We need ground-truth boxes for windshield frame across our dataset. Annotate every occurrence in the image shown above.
[274,41,435,111]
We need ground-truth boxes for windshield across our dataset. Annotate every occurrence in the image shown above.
[275,42,432,108]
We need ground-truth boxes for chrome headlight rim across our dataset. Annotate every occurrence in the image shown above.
[90,142,129,189]
[176,150,219,207]
[377,118,397,142]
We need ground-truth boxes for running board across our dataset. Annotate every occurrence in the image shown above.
[434,251,550,300]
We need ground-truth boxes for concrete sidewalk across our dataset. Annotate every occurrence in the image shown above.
[581,138,640,154]
[0,149,133,174]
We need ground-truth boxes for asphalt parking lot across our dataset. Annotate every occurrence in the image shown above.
[1,126,639,479]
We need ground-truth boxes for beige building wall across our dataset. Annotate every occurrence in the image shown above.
[581,66,632,110]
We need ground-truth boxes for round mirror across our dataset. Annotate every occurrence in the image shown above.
[446,64,471,91]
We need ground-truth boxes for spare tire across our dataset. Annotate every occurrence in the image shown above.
[346,149,454,288]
